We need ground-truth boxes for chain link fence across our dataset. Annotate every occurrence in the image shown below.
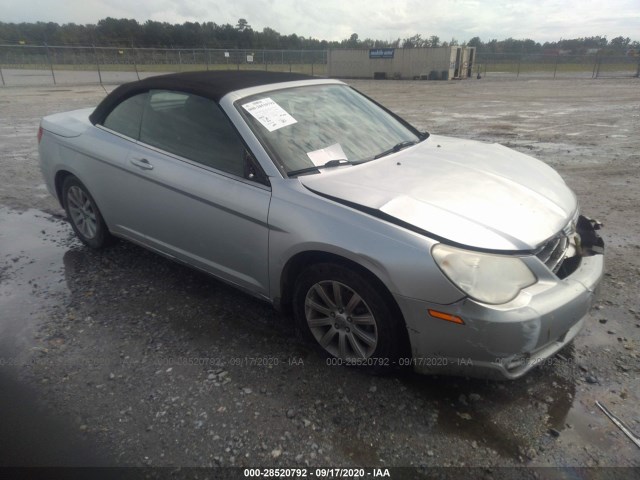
[1,45,638,86]
[0,45,327,86]
[474,53,640,80]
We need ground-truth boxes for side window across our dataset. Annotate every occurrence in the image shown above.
[102,93,146,139]
[140,90,246,177]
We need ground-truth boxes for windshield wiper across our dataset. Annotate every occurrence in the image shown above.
[287,159,353,177]
[374,140,419,159]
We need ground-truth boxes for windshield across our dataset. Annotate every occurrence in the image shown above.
[236,84,422,175]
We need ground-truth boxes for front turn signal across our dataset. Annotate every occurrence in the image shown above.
[428,309,465,325]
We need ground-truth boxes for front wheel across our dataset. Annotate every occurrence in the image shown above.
[62,176,113,249]
[293,263,406,370]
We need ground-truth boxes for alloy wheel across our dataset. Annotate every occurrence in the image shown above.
[67,185,97,239]
[304,280,378,359]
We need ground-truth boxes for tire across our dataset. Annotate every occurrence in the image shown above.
[62,176,113,249]
[293,263,406,371]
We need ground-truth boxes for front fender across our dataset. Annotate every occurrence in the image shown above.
[267,180,465,305]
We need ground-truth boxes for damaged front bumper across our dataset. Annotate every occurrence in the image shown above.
[397,215,605,380]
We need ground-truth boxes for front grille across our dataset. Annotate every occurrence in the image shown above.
[536,234,570,273]
[536,215,578,274]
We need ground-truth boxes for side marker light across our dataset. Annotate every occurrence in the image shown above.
[428,309,465,325]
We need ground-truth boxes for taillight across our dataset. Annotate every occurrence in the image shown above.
[37,126,43,144]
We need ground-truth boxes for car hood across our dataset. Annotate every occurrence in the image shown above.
[299,135,577,251]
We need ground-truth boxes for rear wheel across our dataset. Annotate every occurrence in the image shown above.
[293,263,405,370]
[62,176,113,249]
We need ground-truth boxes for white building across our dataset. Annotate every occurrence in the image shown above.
[327,46,476,80]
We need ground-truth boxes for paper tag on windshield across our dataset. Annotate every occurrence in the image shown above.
[242,98,297,132]
[307,143,348,167]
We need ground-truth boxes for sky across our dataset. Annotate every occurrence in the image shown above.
[3,0,639,43]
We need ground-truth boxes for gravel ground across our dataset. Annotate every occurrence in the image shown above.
[0,78,639,476]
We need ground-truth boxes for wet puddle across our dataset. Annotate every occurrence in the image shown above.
[400,333,635,462]
[0,207,76,362]
[0,207,114,465]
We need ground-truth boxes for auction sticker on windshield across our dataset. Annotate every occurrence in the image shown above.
[307,143,348,166]
[242,98,297,132]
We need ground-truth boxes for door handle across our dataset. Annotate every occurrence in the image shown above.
[130,158,154,170]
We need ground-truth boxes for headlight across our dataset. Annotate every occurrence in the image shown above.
[432,244,536,304]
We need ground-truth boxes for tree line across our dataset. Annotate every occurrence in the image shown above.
[0,18,637,55]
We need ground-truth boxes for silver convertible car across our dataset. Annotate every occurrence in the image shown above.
[38,71,604,379]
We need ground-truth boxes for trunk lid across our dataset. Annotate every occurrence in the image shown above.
[41,108,93,138]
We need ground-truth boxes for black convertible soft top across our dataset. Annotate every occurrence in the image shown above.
[89,70,313,125]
